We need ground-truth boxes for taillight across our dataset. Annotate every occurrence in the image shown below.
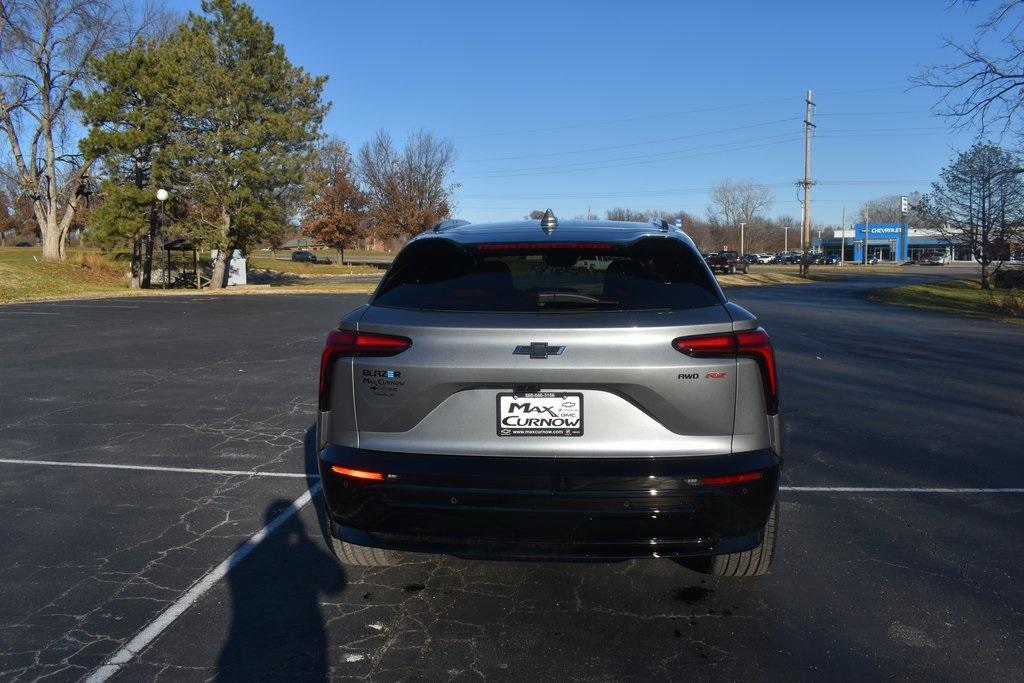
[672,333,736,356]
[330,465,384,481]
[319,329,411,411]
[672,328,778,415]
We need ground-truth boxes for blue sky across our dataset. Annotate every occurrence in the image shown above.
[165,0,988,226]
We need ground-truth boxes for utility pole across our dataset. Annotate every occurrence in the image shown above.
[863,209,870,265]
[739,222,746,256]
[840,206,846,266]
[783,226,789,252]
[799,89,816,278]
[899,195,909,263]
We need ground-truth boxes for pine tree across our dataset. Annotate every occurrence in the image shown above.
[76,38,180,288]
[173,0,328,288]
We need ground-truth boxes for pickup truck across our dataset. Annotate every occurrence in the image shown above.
[706,251,749,274]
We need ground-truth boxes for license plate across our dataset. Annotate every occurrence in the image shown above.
[496,392,583,437]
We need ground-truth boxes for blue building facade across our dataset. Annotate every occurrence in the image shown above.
[815,223,963,262]
[851,222,907,262]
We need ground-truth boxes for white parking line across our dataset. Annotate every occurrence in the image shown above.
[781,486,1024,493]
[33,303,140,308]
[1,459,1023,493]
[2,455,1015,680]
[86,482,321,683]
[0,458,314,478]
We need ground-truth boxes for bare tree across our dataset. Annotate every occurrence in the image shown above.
[915,1,1024,137]
[300,137,367,263]
[0,0,161,261]
[605,207,648,222]
[358,129,457,240]
[707,179,774,227]
[917,142,1024,288]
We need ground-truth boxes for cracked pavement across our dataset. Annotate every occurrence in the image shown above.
[1,277,1022,681]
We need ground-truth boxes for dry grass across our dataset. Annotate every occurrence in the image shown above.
[0,248,127,303]
[0,246,377,304]
[717,271,837,287]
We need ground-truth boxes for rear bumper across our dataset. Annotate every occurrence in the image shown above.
[318,446,780,561]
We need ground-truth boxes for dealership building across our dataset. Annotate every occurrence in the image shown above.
[814,222,976,262]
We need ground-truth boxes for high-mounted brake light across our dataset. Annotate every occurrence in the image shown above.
[672,328,778,415]
[319,330,411,411]
[474,242,614,252]
[330,465,384,481]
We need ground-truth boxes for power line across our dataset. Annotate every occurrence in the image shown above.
[456,133,805,179]
[456,179,929,200]
[458,118,801,163]
[452,95,803,140]
[816,110,930,117]
[455,126,947,179]
[452,86,911,140]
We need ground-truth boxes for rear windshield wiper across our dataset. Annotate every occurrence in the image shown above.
[535,291,616,307]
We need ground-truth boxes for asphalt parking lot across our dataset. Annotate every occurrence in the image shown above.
[1,271,1023,681]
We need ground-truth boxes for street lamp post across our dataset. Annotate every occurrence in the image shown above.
[739,222,746,257]
[156,189,169,287]
[783,226,789,252]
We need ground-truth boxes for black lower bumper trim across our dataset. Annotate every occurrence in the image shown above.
[319,446,780,561]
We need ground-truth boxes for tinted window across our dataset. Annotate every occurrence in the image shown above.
[372,237,722,312]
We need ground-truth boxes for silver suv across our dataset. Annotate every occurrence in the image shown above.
[317,213,782,577]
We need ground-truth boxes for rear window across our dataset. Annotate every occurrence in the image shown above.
[372,237,722,312]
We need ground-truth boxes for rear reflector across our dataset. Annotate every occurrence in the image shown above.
[697,471,764,486]
[330,465,384,481]
[672,328,779,415]
[319,329,411,411]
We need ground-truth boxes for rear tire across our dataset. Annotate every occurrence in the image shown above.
[705,501,778,577]
[330,535,397,567]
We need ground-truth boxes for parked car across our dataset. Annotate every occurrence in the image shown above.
[825,255,841,265]
[706,250,749,274]
[292,250,332,264]
[755,253,773,264]
[924,253,947,265]
[15,241,32,247]
[316,215,782,576]
[772,252,800,264]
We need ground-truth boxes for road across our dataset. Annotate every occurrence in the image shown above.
[0,271,1021,681]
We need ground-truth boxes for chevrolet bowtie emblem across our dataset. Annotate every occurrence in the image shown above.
[513,342,565,359]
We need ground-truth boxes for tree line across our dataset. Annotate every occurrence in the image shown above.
[532,179,801,254]
[0,0,456,288]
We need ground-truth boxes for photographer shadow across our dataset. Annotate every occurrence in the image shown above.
[214,427,344,680]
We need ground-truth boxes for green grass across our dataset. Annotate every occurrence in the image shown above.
[249,251,386,276]
[869,279,1024,324]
